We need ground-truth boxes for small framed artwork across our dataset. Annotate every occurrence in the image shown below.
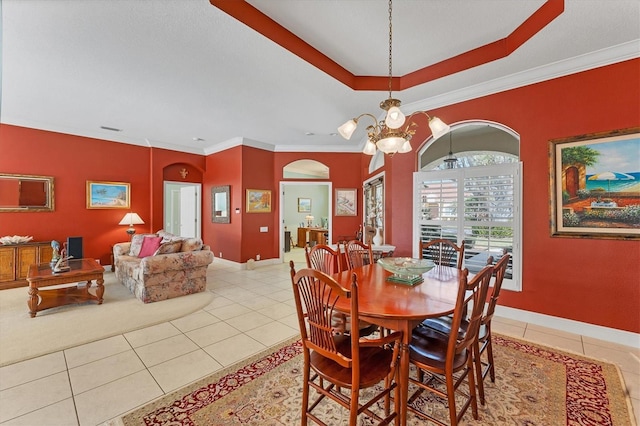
[298,197,311,213]
[86,181,130,209]
[549,127,640,239]
[246,189,272,213]
[335,188,357,216]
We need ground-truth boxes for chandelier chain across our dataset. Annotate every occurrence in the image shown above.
[388,0,393,99]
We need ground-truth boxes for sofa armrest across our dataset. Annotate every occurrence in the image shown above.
[113,242,131,258]
[140,249,214,274]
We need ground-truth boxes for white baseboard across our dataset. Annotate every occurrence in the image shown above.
[212,257,281,270]
[495,305,640,349]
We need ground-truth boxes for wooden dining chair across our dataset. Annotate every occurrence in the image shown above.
[418,253,510,405]
[306,243,377,337]
[305,243,342,274]
[289,262,403,425]
[407,265,493,425]
[473,253,510,404]
[344,240,374,270]
[419,238,465,269]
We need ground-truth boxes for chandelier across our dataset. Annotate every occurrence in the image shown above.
[338,0,449,156]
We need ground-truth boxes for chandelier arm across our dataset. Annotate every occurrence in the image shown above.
[354,113,381,129]
[404,110,433,122]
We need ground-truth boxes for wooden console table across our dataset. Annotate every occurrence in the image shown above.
[296,227,328,248]
[0,241,53,290]
[27,258,104,317]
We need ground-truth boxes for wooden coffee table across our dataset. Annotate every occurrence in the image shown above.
[27,258,104,317]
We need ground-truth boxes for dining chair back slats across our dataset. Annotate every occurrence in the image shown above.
[419,238,464,269]
[344,240,374,270]
[289,261,402,425]
[305,244,342,274]
[307,243,378,337]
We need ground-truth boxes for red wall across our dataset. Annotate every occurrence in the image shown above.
[384,59,640,334]
[203,146,244,261]
[1,59,638,334]
[0,126,205,265]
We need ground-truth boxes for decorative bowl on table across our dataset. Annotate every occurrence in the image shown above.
[377,257,435,285]
[0,235,34,245]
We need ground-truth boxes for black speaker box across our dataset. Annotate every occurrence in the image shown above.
[67,236,83,259]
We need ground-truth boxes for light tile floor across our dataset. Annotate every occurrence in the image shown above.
[0,248,638,425]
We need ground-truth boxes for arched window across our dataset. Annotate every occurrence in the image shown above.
[414,122,522,291]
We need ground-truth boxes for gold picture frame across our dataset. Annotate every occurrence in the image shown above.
[86,181,130,209]
[297,197,311,213]
[246,189,272,213]
[549,127,640,239]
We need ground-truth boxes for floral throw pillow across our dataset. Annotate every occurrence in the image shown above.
[153,240,183,256]
[181,238,203,252]
[129,233,158,256]
[156,229,183,243]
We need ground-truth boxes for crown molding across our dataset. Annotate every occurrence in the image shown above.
[406,40,640,114]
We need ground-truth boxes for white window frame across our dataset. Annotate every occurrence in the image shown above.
[413,163,522,291]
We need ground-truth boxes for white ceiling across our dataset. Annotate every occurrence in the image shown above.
[1,0,638,155]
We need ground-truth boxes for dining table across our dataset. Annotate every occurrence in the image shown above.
[332,262,462,426]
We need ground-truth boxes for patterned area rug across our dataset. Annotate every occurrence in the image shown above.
[121,334,636,425]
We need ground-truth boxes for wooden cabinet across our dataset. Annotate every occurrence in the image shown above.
[0,242,52,290]
[297,228,328,248]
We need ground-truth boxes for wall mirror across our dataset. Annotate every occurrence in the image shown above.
[0,173,55,212]
[212,185,230,223]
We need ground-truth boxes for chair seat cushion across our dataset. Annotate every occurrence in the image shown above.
[310,336,394,389]
[410,326,469,371]
[420,316,489,341]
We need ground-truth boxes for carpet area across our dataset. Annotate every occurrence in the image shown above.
[121,333,636,425]
[0,271,213,367]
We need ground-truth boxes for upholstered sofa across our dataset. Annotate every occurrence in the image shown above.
[113,230,213,303]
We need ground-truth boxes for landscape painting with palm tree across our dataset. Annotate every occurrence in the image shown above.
[551,129,640,238]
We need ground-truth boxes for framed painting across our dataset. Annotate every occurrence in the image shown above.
[549,127,640,239]
[246,189,271,213]
[86,181,130,209]
[335,188,357,216]
[297,197,311,213]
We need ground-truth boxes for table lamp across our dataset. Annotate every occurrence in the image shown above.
[119,212,144,238]
[305,215,314,227]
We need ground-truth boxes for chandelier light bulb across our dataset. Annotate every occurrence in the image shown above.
[377,136,405,154]
[384,106,406,129]
[363,140,377,155]
[428,117,450,140]
[338,119,358,139]
[398,140,412,153]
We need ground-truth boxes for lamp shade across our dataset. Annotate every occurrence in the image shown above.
[363,140,377,156]
[384,106,406,129]
[377,136,405,154]
[428,117,451,140]
[338,119,357,140]
[119,212,144,226]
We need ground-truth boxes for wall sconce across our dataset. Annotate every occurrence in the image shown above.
[119,212,144,238]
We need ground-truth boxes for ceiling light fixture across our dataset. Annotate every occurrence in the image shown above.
[443,132,458,169]
[100,126,122,132]
[338,0,449,156]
